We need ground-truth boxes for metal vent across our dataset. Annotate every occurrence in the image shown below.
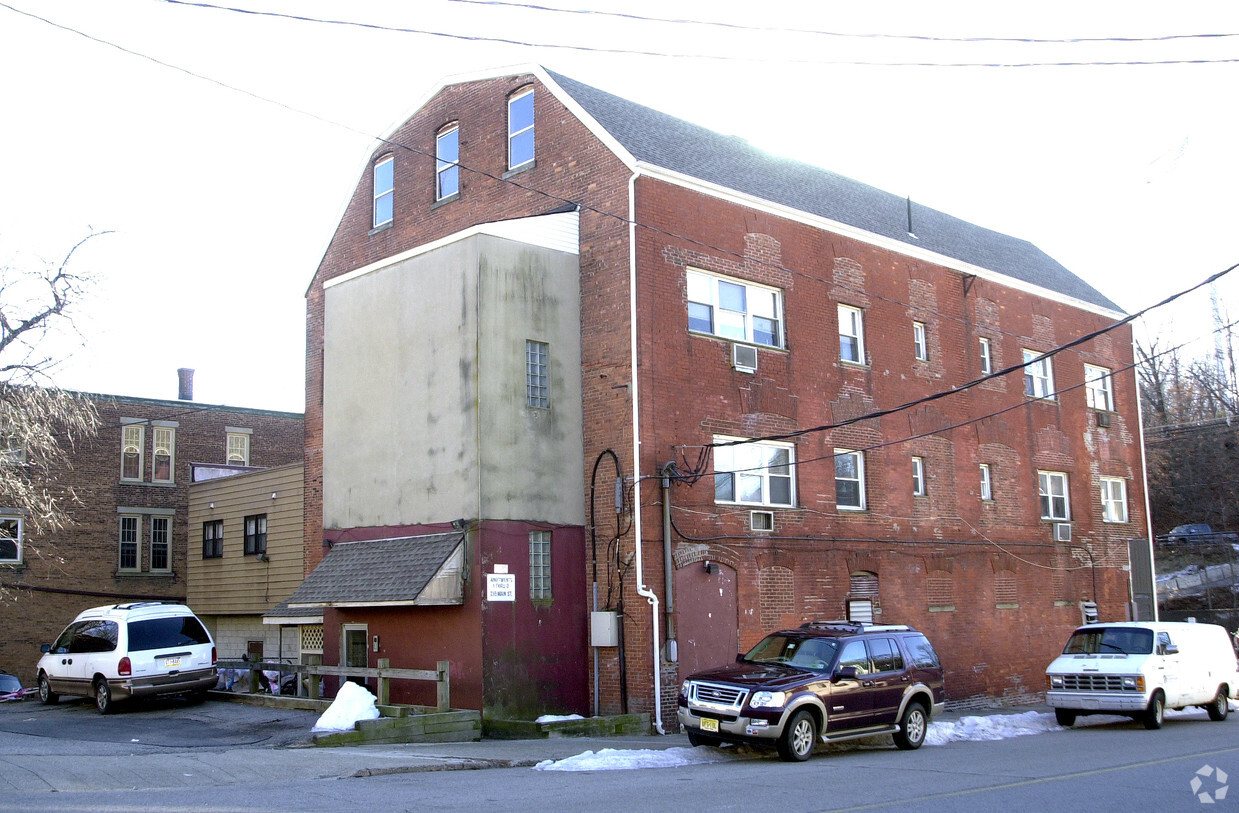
[1096,411,1111,428]
[1054,523,1072,542]
[732,343,758,373]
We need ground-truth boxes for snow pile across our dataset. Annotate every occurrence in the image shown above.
[925,710,1060,745]
[312,681,381,732]
[534,746,737,771]
[535,714,585,724]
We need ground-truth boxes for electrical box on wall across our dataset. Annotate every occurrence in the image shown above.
[591,611,619,647]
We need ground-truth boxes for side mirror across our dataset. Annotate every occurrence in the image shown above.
[833,665,859,682]
[736,653,745,663]
[1164,644,1179,656]
[40,644,50,654]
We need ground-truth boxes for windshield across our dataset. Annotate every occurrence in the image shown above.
[743,635,838,669]
[1063,627,1153,655]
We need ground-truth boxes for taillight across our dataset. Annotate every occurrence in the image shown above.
[211,646,217,665]
[118,657,132,677]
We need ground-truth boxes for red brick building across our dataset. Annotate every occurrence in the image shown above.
[304,66,1149,726]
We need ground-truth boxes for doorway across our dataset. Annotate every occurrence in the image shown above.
[342,624,369,689]
[674,561,738,676]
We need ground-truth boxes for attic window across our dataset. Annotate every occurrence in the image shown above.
[373,155,394,228]
[508,87,535,170]
[436,124,459,201]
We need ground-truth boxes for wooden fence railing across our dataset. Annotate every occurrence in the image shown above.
[215,657,451,711]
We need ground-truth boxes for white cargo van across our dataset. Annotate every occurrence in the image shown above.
[1046,621,1239,729]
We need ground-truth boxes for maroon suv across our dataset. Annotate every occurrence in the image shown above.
[677,621,946,761]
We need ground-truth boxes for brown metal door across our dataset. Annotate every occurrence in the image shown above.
[675,561,738,676]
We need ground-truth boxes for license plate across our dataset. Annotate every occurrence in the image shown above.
[162,657,181,669]
[701,717,719,733]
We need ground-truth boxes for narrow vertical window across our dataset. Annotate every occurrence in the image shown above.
[838,305,865,364]
[150,516,170,572]
[372,155,394,227]
[529,530,552,600]
[152,426,175,483]
[979,337,993,375]
[1100,478,1128,523]
[508,88,535,170]
[1023,350,1055,399]
[244,514,268,555]
[122,424,144,481]
[526,340,549,408]
[203,520,223,559]
[912,456,926,496]
[835,449,866,511]
[980,463,993,501]
[227,431,250,465]
[1085,364,1114,411]
[119,515,140,571]
[0,421,25,464]
[913,322,928,361]
[0,517,22,564]
[436,124,459,200]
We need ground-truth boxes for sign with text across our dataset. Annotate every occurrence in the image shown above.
[486,572,516,602]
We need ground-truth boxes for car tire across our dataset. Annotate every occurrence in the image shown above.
[1054,708,1077,727]
[37,674,58,706]
[686,730,720,748]
[893,702,928,750]
[94,678,114,715]
[1207,687,1229,721]
[1143,691,1164,730]
[776,709,817,762]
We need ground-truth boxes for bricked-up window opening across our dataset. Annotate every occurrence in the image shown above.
[913,321,928,361]
[226,431,250,465]
[121,423,143,481]
[152,426,174,483]
[1023,349,1056,399]
[979,336,993,375]
[835,449,865,511]
[759,566,795,630]
[1084,364,1114,411]
[529,530,551,600]
[119,515,140,571]
[508,87,535,170]
[686,269,784,348]
[0,516,21,563]
[372,154,394,228]
[1039,471,1070,521]
[203,519,223,559]
[526,340,550,408]
[995,571,1018,608]
[980,463,993,501]
[436,124,459,200]
[912,456,926,496]
[244,514,267,555]
[713,436,795,507]
[927,572,954,611]
[838,304,865,364]
[1100,477,1128,523]
[150,516,170,572]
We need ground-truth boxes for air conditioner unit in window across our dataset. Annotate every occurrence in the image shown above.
[731,343,758,373]
[750,510,774,532]
[1054,523,1072,542]
[1096,411,1111,428]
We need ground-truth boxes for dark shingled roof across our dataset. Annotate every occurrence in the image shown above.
[544,69,1119,313]
[285,532,464,608]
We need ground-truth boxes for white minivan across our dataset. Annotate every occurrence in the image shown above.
[1046,621,1239,729]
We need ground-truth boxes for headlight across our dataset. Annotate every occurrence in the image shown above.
[680,681,691,697]
[1121,676,1137,690]
[749,691,787,708]
[1048,675,1064,689]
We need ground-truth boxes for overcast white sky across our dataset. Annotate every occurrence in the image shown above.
[2,1,1237,413]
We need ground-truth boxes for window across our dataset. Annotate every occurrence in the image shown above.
[203,520,223,559]
[1038,471,1070,521]
[913,322,928,361]
[835,449,866,511]
[980,463,993,501]
[226,430,250,465]
[1023,350,1055,399]
[244,514,267,556]
[838,305,865,364]
[152,426,175,483]
[529,530,551,600]
[714,437,795,507]
[436,124,459,200]
[1085,364,1114,411]
[372,155,394,228]
[0,421,25,465]
[0,516,21,564]
[122,423,144,480]
[1100,477,1128,523]
[526,340,550,408]
[150,516,170,572]
[686,269,783,348]
[508,87,535,170]
[119,515,140,571]
[979,337,992,375]
[912,457,926,496]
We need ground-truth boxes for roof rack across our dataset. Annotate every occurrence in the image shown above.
[112,600,177,610]
[799,620,916,633]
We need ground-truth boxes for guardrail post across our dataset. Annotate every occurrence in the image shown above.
[377,658,390,705]
[436,660,450,711]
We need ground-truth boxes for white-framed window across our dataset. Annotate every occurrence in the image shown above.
[912,456,926,496]
[0,516,21,564]
[1023,349,1055,399]
[508,87,535,170]
[150,516,170,572]
[244,514,267,555]
[980,463,993,501]
[835,449,866,511]
[226,430,250,465]
[0,421,25,465]
[152,426,175,483]
[838,304,865,364]
[121,423,144,481]
[1085,364,1114,411]
[372,154,394,228]
[913,322,928,361]
[436,123,459,200]
[979,337,993,375]
[686,269,783,348]
[119,515,140,572]
[526,340,549,408]
[1038,471,1070,521]
[203,519,223,559]
[529,530,551,600]
[714,436,795,508]
[1100,477,1128,523]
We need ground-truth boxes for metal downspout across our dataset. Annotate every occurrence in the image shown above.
[661,462,676,661]
[1133,345,1158,621]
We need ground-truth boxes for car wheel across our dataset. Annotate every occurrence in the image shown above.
[776,709,817,762]
[1143,691,1164,730]
[37,674,58,706]
[94,678,114,715]
[686,730,720,748]
[1207,687,1229,721]
[893,702,928,750]
[1054,708,1077,727]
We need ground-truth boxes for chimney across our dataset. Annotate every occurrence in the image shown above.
[177,368,194,401]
